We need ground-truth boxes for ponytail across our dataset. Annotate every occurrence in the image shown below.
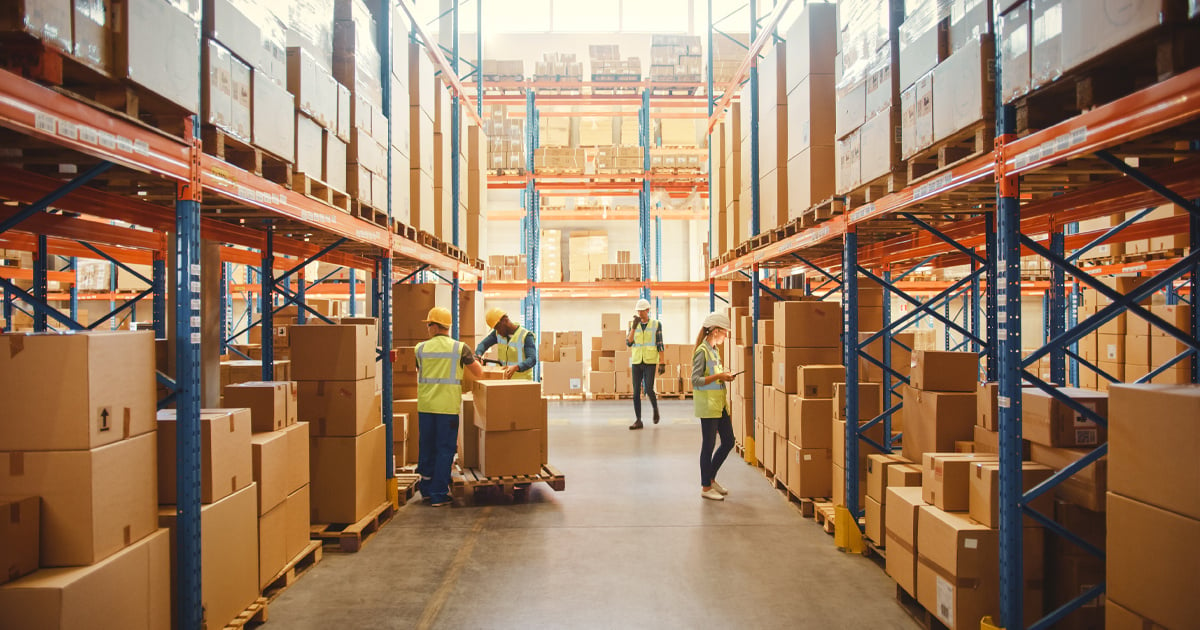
[694,327,710,350]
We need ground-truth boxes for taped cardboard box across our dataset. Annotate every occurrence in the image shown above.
[157,408,253,505]
[310,423,386,523]
[290,323,377,381]
[258,500,287,589]
[833,382,883,421]
[298,379,381,437]
[473,381,543,431]
[773,347,843,394]
[910,350,979,392]
[797,364,845,398]
[1029,443,1107,511]
[968,461,1054,527]
[921,452,998,512]
[1108,383,1200,520]
[888,462,923,488]
[222,381,298,432]
[282,421,310,494]
[251,431,289,516]
[1021,387,1107,448]
[1107,492,1200,630]
[0,496,38,585]
[884,486,926,597]
[902,385,977,463]
[787,443,832,498]
[113,0,202,112]
[787,395,833,448]
[479,429,542,477]
[773,301,843,348]
[867,453,910,502]
[284,484,310,561]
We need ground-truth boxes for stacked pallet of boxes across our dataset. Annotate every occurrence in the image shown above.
[474,381,548,476]
[1106,384,1200,629]
[480,59,525,81]
[589,45,641,81]
[543,331,587,397]
[541,230,563,282]
[387,6,413,225]
[482,105,525,172]
[590,314,632,396]
[710,33,749,84]
[1076,276,1149,390]
[0,332,172,627]
[390,284,451,465]
[534,53,583,81]
[785,4,837,221]
[649,35,703,83]
[465,124,489,260]
[835,0,904,196]
[291,322,386,525]
[720,103,744,251]
[900,351,979,465]
[782,359,840,500]
[432,80,472,242]
[1123,203,1192,259]
[486,255,529,282]
[410,39,438,232]
[223,381,313,591]
[863,449,921,548]
[758,41,788,231]
[333,0,390,216]
[599,250,642,281]
[567,231,609,282]
[287,2,345,200]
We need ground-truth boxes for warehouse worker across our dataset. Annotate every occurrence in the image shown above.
[416,306,483,507]
[626,298,665,430]
[692,311,736,501]
[476,307,538,380]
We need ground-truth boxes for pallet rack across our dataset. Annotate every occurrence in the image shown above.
[0,1,486,626]
[707,1,1199,628]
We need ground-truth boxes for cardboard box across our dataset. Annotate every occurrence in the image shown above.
[251,431,289,516]
[902,386,977,463]
[1021,387,1107,448]
[910,351,979,392]
[222,381,298,432]
[972,424,1031,460]
[976,382,999,430]
[282,422,310,494]
[0,528,170,630]
[473,381,543,431]
[832,419,887,470]
[769,386,789,436]
[762,429,777,475]
[1029,443,1107,511]
[1030,0,1063,87]
[1109,384,1200,519]
[1000,3,1032,101]
[157,408,253,505]
[0,0,72,53]
[786,444,832,498]
[797,364,845,398]
[289,324,377,381]
[774,347,844,393]
[1062,0,1168,74]
[479,429,542,477]
[888,463,923,488]
[1106,599,1166,630]
[601,330,626,353]
[969,461,1054,527]
[833,382,883,421]
[284,484,311,561]
[932,35,993,143]
[458,400,480,469]
[0,330,156,451]
[898,6,948,90]
[922,452,999,512]
[253,69,296,161]
[866,495,886,543]
[0,496,38,585]
[1107,492,1200,630]
[788,395,833,448]
[297,379,381,437]
[773,301,842,348]
[754,344,775,386]
[258,501,287,589]
[310,423,386,523]
[159,484,258,630]
[867,453,910,502]
[114,0,202,112]
[884,486,926,597]
[542,361,585,396]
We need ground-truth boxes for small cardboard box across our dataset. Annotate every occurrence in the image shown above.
[251,431,290,516]
[786,443,832,498]
[867,453,910,502]
[833,382,882,421]
[773,301,843,348]
[884,486,926,597]
[284,484,311,561]
[473,381,544,431]
[774,347,844,393]
[1021,387,1107,448]
[157,408,253,505]
[1107,492,1200,630]
[309,424,386,524]
[282,422,310,494]
[223,381,298,432]
[0,496,38,585]
[298,379,381,437]
[1109,384,1200,520]
[902,386,977,464]
[1029,443,1107,512]
[888,463,923,488]
[0,528,171,630]
[976,381,998,430]
[479,429,543,477]
[797,364,845,399]
[258,502,287,589]
[289,324,377,381]
[787,395,833,449]
[601,313,622,331]
[910,351,979,392]
[922,452,999,512]
[968,461,1055,528]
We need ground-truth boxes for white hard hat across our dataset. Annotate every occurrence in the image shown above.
[702,312,731,331]
[635,298,651,311]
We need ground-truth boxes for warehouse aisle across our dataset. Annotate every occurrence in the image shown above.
[269,400,918,629]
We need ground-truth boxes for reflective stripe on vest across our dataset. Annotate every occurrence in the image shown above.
[416,336,464,414]
[693,342,727,418]
[497,326,533,380]
[631,319,660,364]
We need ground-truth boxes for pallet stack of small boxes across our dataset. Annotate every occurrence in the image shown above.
[589,45,641,81]
[483,105,526,172]
[486,255,530,282]
[0,331,171,626]
[598,251,642,281]
[590,314,633,396]
[533,52,584,82]
[541,331,587,397]
[470,381,549,477]
[541,230,563,282]
[649,35,703,83]
[568,231,609,282]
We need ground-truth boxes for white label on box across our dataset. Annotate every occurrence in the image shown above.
[963,537,978,549]
[936,576,954,624]
[804,454,813,461]
[569,378,581,390]
[1105,344,1117,360]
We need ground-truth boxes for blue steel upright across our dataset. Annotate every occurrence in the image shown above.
[842,229,861,518]
[1049,231,1067,385]
[33,235,47,331]
[450,0,461,340]
[261,224,275,380]
[640,89,652,302]
[381,0,395,481]
[706,0,716,311]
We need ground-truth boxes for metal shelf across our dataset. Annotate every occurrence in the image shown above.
[484,281,725,299]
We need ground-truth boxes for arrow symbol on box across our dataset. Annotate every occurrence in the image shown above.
[99,408,111,431]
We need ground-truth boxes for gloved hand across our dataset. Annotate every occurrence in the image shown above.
[657,363,666,375]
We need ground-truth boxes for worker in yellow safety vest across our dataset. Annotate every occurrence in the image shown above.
[691,311,736,501]
[415,306,484,507]
[475,307,537,380]
[626,298,665,430]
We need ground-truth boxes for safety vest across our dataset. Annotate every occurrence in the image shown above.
[416,335,465,414]
[693,342,728,418]
[631,319,661,365]
[497,326,534,380]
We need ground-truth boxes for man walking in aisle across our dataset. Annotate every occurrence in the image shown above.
[416,306,484,507]
[476,307,538,380]
[627,298,665,430]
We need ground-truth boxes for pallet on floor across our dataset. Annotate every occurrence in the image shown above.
[544,393,587,401]
[261,540,323,603]
[895,583,950,630]
[310,500,395,553]
[904,121,993,186]
[812,500,837,535]
[292,172,350,213]
[863,539,887,566]
[450,463,566,506]
[222,597,269,630]
[395,472,422,505]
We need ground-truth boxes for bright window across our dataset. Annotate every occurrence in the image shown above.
[483,0,553,32]
[552,0,620,32]
[624,0,690,32]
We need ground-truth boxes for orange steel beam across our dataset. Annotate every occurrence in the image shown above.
[706,0,795,134]
[487,208,708,221]
[396,0,483,127]
[0,233,155,265]
[0,267,75,283]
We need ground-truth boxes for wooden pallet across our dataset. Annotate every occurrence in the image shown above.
[395,472,421,505]
[841,167,907,208]
[222,597,269,629]
[310,500,395,553]
[905,121,994,186]
[794,497,827,519]
[487,168,526,176]
[864,539,887,563]
[351,199,391,228]
[544,393,587,401]
[261,541,323,603]
[895,583,950,630]
[649,84,699,96]
[450,463,566,506]
[416,230,438,248]
[394,222,418,241]
[292,171,350,213]
[801,197,846,228]
[204,127,292,186]
[812,500,837,535]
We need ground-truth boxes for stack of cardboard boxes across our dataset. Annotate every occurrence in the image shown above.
[568,231,609,282]
[541,230,563,282]
[408,40,437,231]
[482,105,525,172]
[901,351,979,464]
[0,331,170,628]
[291,323,386,524]
[589,314,632,396]
[864,452,920,546]
[785,3,837,221]
[835,0,903,195]
[473,381,548,476]
[782,363,841,498]
[533,52,583,81]
[757,41,789,232]
[480,59,525,81]
[542,331,586,397]
[486,255,530,282]
[648,34,703,82]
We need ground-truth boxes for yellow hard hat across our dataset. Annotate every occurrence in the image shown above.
[423,307,453,328]
[485,307,507,330]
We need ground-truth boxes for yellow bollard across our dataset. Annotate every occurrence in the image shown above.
[744,436,756,464]
[980,616,1003,630]
[387,476,400,509]
[833,506,865,554]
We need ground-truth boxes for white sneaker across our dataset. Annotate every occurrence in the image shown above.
[701,488,725,501]
[710,480,729,496]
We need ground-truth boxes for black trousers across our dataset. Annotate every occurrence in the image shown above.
[632,362,659,420]
[700,411,735,487]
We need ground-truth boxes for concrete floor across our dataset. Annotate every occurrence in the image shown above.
[269,400,919,629]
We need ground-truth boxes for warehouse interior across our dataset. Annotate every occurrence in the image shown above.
[0,0,1198,629]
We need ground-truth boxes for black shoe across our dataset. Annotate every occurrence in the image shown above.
[652,410,661,424]
[430,498,452,507]
[629,420,644,430]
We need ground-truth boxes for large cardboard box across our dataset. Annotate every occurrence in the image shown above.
[157,408,252,505]
[0,432,157,567]
[832,419,887,471]
[867,453,909,502]
[1030,0,1063,88]
[258,501,287,589]
[931,35,993,143]
[968,461,1054,527]
[473,381,543,431]
[1108,384,1200,519]
[223,381,298,432]
[788,395,833,448]
[1029,443,1107,511]
[1021,387,1107,448]
[1107,492,1200,630]
[113,0,202,112]
[251,431,289,515]
[284,484,311,561]
[479,429,542,477]
[1062,0,1168,74]
[797,364,845,398]
[768,386,788,436]
[865,495,886,543]
[910,351,979,392]
[0,331,156,451]
[999,3,1031,101]
[0,528,170,630]
[282,422,310,494]
[902,386,977,463]
[542,361,585,396]
[253,68,297,161]
[922,452,999,512]
[786,443,832,498]
[159,484,258,630]
[0,0,73,53]
[289,324,377,381]
[754,344,775,386]
[833,382,883,421]
[298,379,381,437]
[774,347,843,393]
[884,486,926,597]
[310,423,386,523]
[773,301,842,348]
[0,495,38,585]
